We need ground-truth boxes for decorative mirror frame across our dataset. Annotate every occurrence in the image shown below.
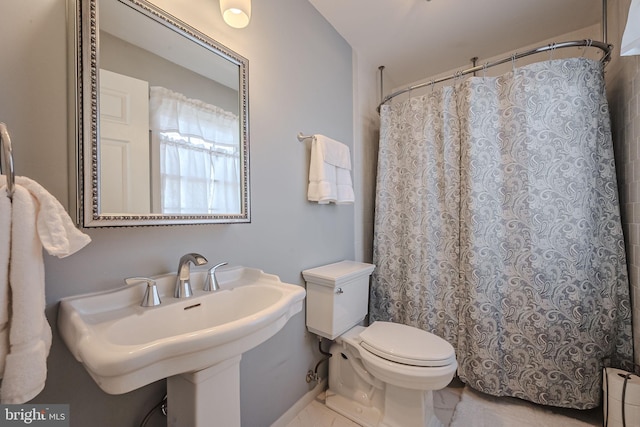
[68,0,250,227]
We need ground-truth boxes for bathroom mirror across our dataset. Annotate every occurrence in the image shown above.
[69,0,250,227]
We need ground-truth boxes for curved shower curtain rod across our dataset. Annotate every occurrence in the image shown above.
[378,39,612,109]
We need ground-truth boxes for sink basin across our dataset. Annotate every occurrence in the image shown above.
[58,266,306,395]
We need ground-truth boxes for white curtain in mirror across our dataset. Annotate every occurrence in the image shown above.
[150,87,240,214]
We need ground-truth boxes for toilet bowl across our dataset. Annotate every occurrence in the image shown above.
[326,323,456,427]
[303,261,457,427]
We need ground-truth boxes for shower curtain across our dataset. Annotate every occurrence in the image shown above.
[370,58,633,409]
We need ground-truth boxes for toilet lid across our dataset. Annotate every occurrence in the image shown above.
[359,321,456,367]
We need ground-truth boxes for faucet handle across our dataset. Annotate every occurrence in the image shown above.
[125,277,162,307]
[204,262,228,292]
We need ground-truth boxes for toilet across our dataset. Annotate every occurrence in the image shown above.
[303,261,457,427]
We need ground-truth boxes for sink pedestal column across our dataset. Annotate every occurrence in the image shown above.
[167,355,242,427]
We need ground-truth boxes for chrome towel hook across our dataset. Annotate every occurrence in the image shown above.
[0,123,15,201]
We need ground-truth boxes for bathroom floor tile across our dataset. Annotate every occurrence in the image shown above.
[285,399,360,427]
[284,388,460,427]
[434,385,464,426]
[285,382,601,427]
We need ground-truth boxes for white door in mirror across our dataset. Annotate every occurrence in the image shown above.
[99,69,150,214]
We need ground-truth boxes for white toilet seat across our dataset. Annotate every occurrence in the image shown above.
[359,321,456,367]
[357,341,457,390]
[338,323,458,391]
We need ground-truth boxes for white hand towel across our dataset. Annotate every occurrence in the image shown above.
[0,185,50,404]
[319,135,351,170]
[14,177,91,258]
[0,191,10,379]
[336,168,355,204]
[0,176,91,403]
[307,135,354,204]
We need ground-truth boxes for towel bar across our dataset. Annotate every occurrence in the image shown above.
[297,132,314,142]
[0,123,15,200]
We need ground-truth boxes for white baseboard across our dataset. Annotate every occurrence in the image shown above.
[270,379,327,427]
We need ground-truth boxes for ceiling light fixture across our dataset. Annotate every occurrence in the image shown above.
[220,0,251,29]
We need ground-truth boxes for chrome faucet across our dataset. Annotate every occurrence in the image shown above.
[175,253,208,298]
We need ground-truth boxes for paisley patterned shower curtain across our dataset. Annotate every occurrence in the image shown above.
[370,58,633,409]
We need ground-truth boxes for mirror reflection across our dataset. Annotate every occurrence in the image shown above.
[71,0,250,226]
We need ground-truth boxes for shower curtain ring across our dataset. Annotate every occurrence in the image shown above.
[582,39,593,57]
[430,80,435,93]
[482,62,489,79]
[511,53,517,73]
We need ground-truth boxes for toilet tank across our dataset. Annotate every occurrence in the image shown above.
[302,260,375,340]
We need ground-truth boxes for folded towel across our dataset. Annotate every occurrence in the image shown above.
[307,135,355,204]
[336,168,354,204]
[319,136,351,170]
[0,176,91,403]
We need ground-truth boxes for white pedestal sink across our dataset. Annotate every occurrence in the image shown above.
[58,266,305,426]
[167,356,242,426]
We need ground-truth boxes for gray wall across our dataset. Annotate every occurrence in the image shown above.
[0,0,354,426]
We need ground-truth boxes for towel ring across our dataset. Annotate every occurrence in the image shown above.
[0,123,15,201]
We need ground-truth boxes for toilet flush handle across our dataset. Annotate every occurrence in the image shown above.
[336,288,343,294]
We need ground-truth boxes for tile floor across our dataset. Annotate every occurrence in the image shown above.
[284,379,603,427]
[285,382,465,427]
